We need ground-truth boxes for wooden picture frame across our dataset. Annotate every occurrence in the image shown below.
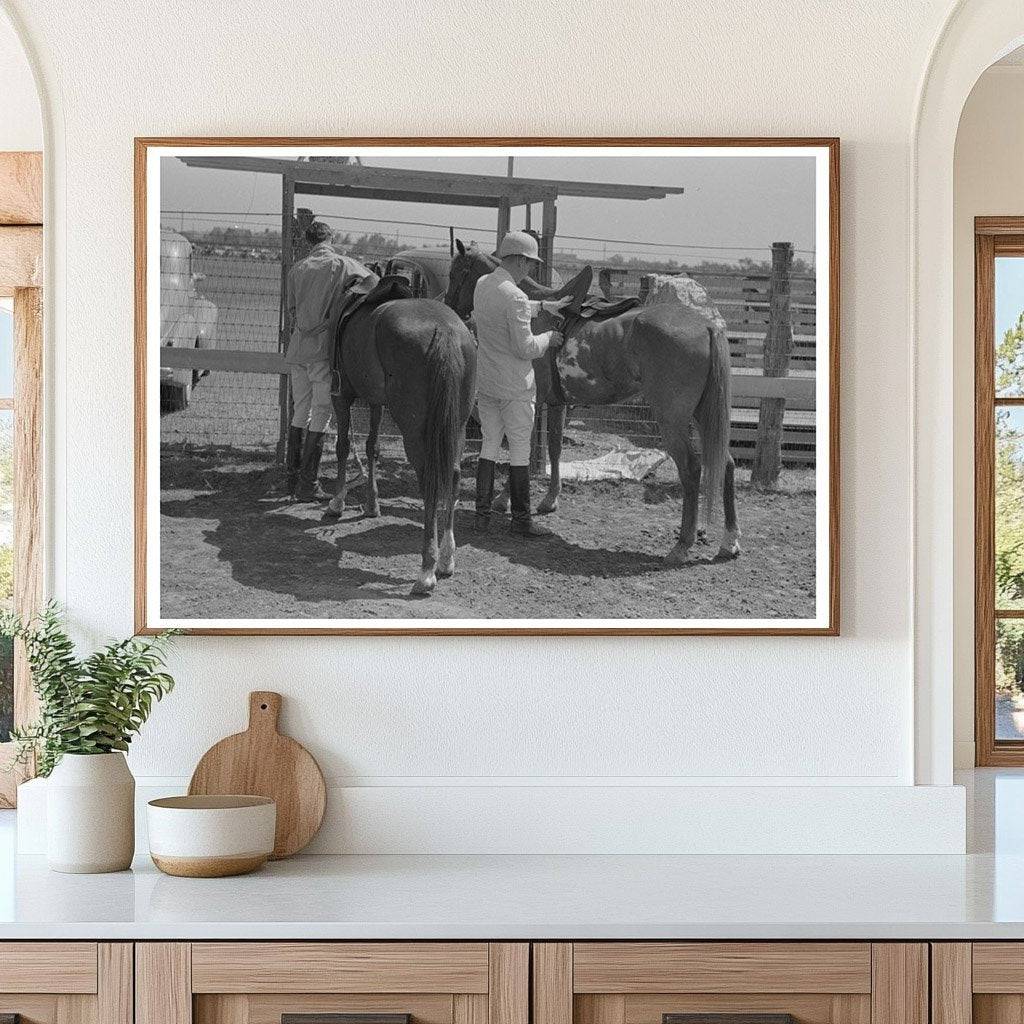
[0,151,43,806]
[135,137,840,636]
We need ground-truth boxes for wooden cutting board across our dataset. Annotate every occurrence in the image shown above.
[188,691,326,859]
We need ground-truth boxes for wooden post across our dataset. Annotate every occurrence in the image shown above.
[540,199,557,286]
[751,241,794,487]
[496,198,511,247]
[277,174,295,463]
[531,198,559,475]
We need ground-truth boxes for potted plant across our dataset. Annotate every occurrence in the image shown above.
[2,604,177,873]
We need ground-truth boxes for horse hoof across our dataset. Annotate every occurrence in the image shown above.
[696,527,709,545]
[491,493,510,513]
[410,575,436,597]
[437,560,455,579]
[717,543,742,560]
[665,544,692,566]
[536,496,559,515]
[365,502,381,518]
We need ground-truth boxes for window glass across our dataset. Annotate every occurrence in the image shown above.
[997,619,1024,740]
[997,256,1024,397]
[997,406,1024,610]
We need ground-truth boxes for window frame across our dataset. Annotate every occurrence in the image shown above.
[0,151,43,806]
[975,217,1024,765]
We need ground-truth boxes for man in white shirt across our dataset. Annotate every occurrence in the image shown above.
[472,231,563,536]
[284,221,372,501]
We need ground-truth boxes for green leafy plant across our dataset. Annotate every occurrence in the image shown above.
[0,603,178,777]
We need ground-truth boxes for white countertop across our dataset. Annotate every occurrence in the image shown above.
[1,770,1022,941]
[2,848,1024,940]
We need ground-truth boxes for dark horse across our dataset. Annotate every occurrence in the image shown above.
[445,242,740,563]
[325,278,478,595]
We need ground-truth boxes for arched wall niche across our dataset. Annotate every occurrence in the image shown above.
[914,0,1024,784]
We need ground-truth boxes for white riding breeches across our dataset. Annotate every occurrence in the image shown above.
[477,394,536,467]
[290,359,333,433]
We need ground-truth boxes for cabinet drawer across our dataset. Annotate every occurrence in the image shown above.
[0,943,130,1024]
[191,942,490,993]
[534,944,925,1024]
[0,942,98,993]
[140,942,528,1024]
[572,944,872,994]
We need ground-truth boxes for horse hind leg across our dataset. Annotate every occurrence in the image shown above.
[437,467,459,578]
[364,404,382,518]
[665,430,701,566]
[537,403,565,515]
[412,494,440,596]
[325,396,353,520]
[717,454,742,559]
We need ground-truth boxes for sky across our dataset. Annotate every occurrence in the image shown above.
[160,152,817,265]
[997,256,1024,339]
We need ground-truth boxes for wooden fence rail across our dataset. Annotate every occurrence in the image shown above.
[160,346,816,407]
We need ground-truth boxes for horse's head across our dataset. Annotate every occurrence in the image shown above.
[444,239,499,320]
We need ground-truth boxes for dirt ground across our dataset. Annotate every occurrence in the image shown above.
[159,446,817,622]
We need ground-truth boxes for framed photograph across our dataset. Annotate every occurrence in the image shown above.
[135,137,839,635]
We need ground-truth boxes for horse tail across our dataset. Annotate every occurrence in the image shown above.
[693,322,731,527]
[422,323,465,516]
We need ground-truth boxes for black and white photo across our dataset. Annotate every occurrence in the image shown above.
[136,140,838,634]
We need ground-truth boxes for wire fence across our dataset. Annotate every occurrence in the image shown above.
[159,218,817,469]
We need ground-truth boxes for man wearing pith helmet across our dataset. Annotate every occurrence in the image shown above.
[472,230,564,537]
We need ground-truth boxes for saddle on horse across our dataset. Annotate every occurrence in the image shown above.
[330,273,414,395]
[520,266,643,405]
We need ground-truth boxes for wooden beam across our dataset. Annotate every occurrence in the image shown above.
[0,152,42,225]
[177,155,681,202]
[296,183,505,207]
[161,346,285,374]
[0,226,42,294]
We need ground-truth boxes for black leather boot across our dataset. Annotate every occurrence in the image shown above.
[268,426,305,497]
[509,465,552,537]
[285,425,304,496]
[474,458,496,532]
[295,430,329,501]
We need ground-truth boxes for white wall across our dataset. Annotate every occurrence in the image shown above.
[0,7,40,151]
[952,64,1024,767]
[0,0,975,852]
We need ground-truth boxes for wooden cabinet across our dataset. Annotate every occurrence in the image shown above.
[532,943,928,1024]
[0,942,132,1024]
[931,943,1024,1024]
[136,943,528,1024]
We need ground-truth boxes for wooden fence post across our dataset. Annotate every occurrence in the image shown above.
[751,241,794,487]
[276,174,295,464]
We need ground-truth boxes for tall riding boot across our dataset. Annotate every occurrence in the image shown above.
[268,426,305,497]
[295,430,329,501]
[474,458,496,532]
[285,425,304,496]
[509,465,552,537]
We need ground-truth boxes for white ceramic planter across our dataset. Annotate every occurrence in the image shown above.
[46,752,135,873]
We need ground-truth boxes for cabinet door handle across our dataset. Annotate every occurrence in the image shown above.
[664,1016,797,1024]
[283,1015,412,1024]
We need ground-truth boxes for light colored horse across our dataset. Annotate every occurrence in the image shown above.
[445,245,741,563]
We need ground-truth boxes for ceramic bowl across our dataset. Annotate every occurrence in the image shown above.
[147,795,276,877]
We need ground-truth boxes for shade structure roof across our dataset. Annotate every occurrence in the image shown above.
[176,155,685,209]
